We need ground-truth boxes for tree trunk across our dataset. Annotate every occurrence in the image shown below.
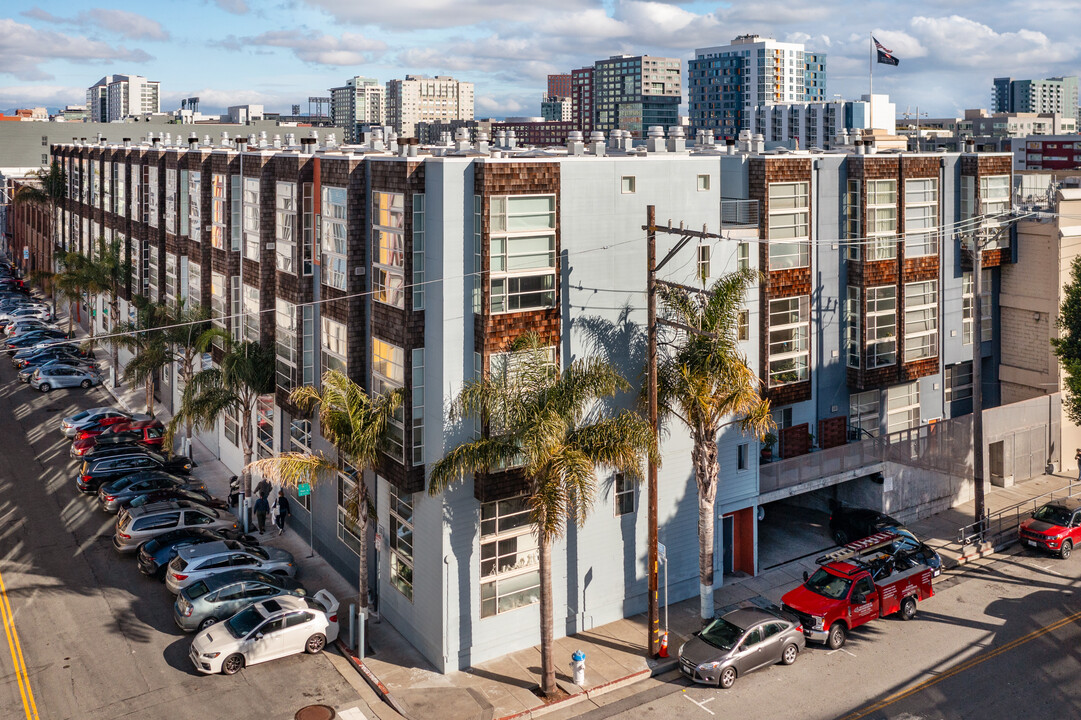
[145,373,155,418]
[110,296,121,388]
[86,293,95,349]
[357,473,370,652]
[538,531,556,696]
[240,404,255,531]
[181,355,194,451]
[693,435,720,620]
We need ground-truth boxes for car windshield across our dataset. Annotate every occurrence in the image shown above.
[698,617,744,651]
[1033,505,1072,526]
[225,606,264,639]
[805,568,853,600]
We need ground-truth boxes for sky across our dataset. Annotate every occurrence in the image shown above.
[1,0,1079,120]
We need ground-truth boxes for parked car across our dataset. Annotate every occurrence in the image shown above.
[165,541,297,594]
[97,470,208,513]
[16,343,92,367]
[137,527,260,579]
[5,318,56,336]
[13,345,84,368]
[71,419,165,457]
[827,505,942,576]
[678,607,806,688]
[113,501,239,553]
[6,329,70,352]
[60,407,122,436]
[73,415,143,441]
[1019,498,1081,559]
[189,591,339,675]
[31,365,103,392]
[175,569,307,632]
[0,305,50,324]
[125,488,228,514]
[76,451,194,493]
[20,358,101,383]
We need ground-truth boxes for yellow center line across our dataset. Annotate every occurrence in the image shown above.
[0,569,38,720]
[839,608,1081,720]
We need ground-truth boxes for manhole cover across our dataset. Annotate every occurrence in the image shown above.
[295,705,336,720]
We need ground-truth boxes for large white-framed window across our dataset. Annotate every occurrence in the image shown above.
[472,195,483,313]
[866,285,896,368]
[289,419,312,511]
[102,159,112,213]
[372,338,405,462]
[230,276,241,342]
[256,394,274,459]
[845,286,860,368]
[850,390,880,438]
[697,243,711,282]
[767,295,809,386]
[767,181,809,270]
[146,245,159,302]
[129,162,140,219]
[114,162,125,219]
[981,174,1011,248]
[301,306,315,386]
[614,472,635,516]
[224,405,239,447]
[206,173,223,249]
[91,160,100,207]
[962,270,993,345]
[373,191,405,308]
[886,382,920,434]
[275,181,297,273]
[337,461,362,555]
[230,175,241,252]
[845,179,861,261]
[480,494,540,618]
[179,169,189,237]
[243,178,260,260]
[242,283,259,344]
[187,260,201,307]
[210,271,226,336]
[321,186,347,290]
[489,195,556,313]
[904,178,938,257]
[388,484,414,601]
[413,194,425,311]
[164,252,177,306]
[904,280,938,362]
[867,179,897,261]
[301,183,314,276]
[165,169,177,235]
[275,298,298,392]
[146,166,159,228]
[945,362,973,403]
[321,316,347,374]
[411,348,424,467]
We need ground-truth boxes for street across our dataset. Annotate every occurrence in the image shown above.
[0,360,367,720]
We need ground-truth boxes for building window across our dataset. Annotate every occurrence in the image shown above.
[301,183,314,275]
[373,191,405,308]
[146,245,159,302]
[301,305,315,385]
[165,169,177,235]
[411,348,424,466]
[115,162,125,219]
[164,252,177,306]
[337,463,362,556]
[480,494,540,618]
[210,271,226,340]
[289,418,312,511]
[737,309,749,341]
[850,389,880,438]
[145,166,158,227]
[179,169,189,237]
[230,175,241,252]
[275,182,296,273]
[473,195,483,314]
[904,281,938,362]
[256,394,274,459]
[224,405,239,447]
[321,187,348,291]
[413,194,425,311]
[737,443,749,471]
[697,174,711,191]
[321,316,347,375]
[275,298,298,392]
[372,338,405,462]
[130,162,140,219]
[737,241,750,271]
[697,243,710,282]
[768,295,809,386]
[389,485,414,601]
[621,176,636,193]
[230,276,241,342]
[867,179,897,261]
[945,362,973,402]
[243,178,260,260]
[845,286,860,368]
[866,285,896,368]
[904,178,938,257]
[962,270,992,344]
[489,195,556,313]
[886,382,920,434]
[614,473,635,515]
[767,181,809,270]
[101,161,111,214]
[188,260,201,307]
[845,179,860,261]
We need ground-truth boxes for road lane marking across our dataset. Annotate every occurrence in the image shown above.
[828,648,857,657]
[0,568,39,720]
[839,607,1081,720]
[683,695,715,715]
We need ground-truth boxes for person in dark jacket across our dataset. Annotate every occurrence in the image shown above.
[253,495,270,533]
[254,477,272,499]
[274,493,291,536]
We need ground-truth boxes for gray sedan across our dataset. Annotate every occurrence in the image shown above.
[174,569,306,632]
[30,365,102,392]
[165,540,297,594]
[678,607,805,689]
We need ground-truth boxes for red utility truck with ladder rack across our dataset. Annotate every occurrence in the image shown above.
[781,531,935,649]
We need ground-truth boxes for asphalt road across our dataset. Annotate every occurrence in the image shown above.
[0,360,366,720]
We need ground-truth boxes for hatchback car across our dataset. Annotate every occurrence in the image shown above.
[71,419,165,457]
[165,541,297,594]
[31,365,102,392]
[19,358,100,383]
[678,607,805,689]
[6,329,70,352]
[1019,498,1081,558]
[97,470,208,513]
[175,570,307,632]
[60,407,120,436]
[5,318,56,336]
[137,528,260,579]
[114,501,239,553]
[76,451,194,493]
[125,488,228,514]
[189,592,339,675]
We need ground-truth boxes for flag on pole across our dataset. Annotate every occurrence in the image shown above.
[874,37,900,66]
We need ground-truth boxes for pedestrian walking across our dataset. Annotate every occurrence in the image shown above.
[254,495,270,533]
[274,494,291,536]
[254,476,272,499]
[1075,448,1081,480]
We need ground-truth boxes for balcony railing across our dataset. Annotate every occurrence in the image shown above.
[721,199,759,228]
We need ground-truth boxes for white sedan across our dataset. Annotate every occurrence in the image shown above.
[189,590,339,675]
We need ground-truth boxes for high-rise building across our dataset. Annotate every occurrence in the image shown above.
[992,76,1079,123]
[86,75,161,122]
[385,75,474,138]
[688,34,827,139]
[749,94,895,149]
[540,97,572,122]
[571,66,594,136]
[329,76,385,143]
[547,74,572,99]
[593,55,682,137]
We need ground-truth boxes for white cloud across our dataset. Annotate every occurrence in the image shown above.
[223,29,387,65]
[210,0,250,14]
[0,19,153,81]
[0,84,83,109]
[909,15,1075,68]
[304,0,600,30]
[22,8,169,41]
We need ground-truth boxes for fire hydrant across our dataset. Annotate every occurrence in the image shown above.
[571,650,586,686]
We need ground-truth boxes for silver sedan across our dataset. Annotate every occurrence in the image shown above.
[678,607,806,689]
[31,365,103,392]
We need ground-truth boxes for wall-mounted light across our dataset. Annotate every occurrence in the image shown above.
[1034,311,1042,322]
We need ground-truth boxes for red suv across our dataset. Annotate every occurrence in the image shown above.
[71,419,166,457]
[1019,498,1081,559]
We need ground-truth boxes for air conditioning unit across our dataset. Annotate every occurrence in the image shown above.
[354,267,364,276]
[265,242,274,250]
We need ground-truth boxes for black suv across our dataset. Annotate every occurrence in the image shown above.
[76,451,194,493]
[829,504,942,576]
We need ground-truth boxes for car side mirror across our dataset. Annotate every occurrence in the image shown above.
[254,633,263,640]
[802,571,809,583]
[738,644,748,653]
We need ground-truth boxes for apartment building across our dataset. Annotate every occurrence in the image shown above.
[749,94,895,149]
[689,34,827,139]
[547,74,572,99]
[329,76,385,143]
[541,97,572,122]
[385,75,474,138]
[993,76,1079,123]
[31,130,1011,674]
[1014,135,1081,171]
[86,75,161,122]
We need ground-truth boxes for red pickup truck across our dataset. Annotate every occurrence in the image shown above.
[781,531,935,649]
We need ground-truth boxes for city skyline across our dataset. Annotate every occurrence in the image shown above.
[0,0,1078,119]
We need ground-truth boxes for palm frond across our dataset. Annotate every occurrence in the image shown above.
[246,452,338,489]
[427,434,523,496]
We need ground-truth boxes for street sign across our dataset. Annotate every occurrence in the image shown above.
[22,248,28,260]
[297,482,312,497]
[657,542,666,563]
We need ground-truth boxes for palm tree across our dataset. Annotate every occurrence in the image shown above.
[656,270,773,620]
[169,339,276,522]
[248,370,405,645]
[84,237,132,376]
[13,161,67,272]
[429,333,655,697]
[160,300,229,455]
[113,299,171,417]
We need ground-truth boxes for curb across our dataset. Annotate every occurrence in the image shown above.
[335,639,412,720]
[495,664,664,720]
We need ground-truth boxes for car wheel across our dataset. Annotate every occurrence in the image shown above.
[718,666,736,689]
[827,622,847,650]
[832,529,848,545]
[781,643,799,665]
[221,653,245,675]
[899,596,917,621]
[305,633,327,654]
[80,379,91,388]
[198,617,219,631]
[39,383,50,393]
[1061,540,1073,560]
